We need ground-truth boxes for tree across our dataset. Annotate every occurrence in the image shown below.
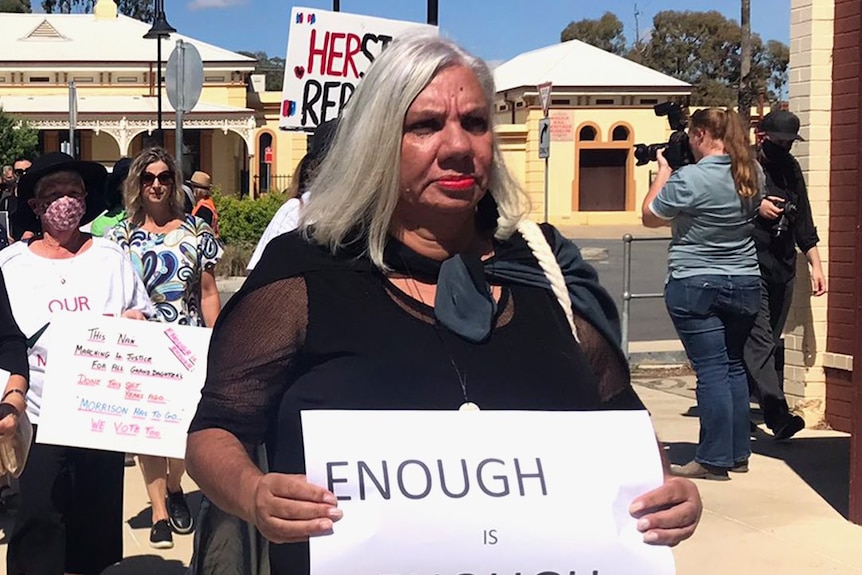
[764,39,790,101]
[0,108,39,168]
[41,0,153,21]
[560,12,627,55]
[634,10,789,106]
[0,0,31,12]
[239,51,285,92]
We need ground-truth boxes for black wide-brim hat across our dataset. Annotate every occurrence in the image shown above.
[12,152,108,238]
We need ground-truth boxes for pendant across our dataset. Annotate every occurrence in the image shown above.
[60,278,65,284]
[459,401,480,412]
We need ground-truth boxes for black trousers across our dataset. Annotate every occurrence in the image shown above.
[6,429,124,575]
[743,276,796,429]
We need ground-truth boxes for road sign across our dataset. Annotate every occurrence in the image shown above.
[166,41,204,114]
[538,117,551,159]
[538,81,552,118]
[264,146,273,164]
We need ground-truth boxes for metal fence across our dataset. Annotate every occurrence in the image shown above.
[621,233,672,358]
[253,174,293,195]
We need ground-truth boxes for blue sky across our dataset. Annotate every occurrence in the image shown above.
[163,0,790,64]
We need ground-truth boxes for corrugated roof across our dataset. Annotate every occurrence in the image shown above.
[493,40,691,93]
[0,94,253,115]
[0,13,255,65]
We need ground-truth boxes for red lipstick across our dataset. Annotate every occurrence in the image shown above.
[436,176,476,191]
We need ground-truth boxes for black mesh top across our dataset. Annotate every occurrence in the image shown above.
[189,229,644,575]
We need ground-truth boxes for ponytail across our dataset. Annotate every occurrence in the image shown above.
[690,107,759,199]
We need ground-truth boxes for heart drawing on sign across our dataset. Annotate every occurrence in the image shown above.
[281,100,296,117]
[308,13,316,24]
[296,12,303,23]
[294,66,305,79]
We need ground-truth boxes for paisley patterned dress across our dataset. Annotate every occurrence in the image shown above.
[107,215,223,326]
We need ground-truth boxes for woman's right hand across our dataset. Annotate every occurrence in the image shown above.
[759,196,784,220]
[246,472,343,543]
[655,147,672,172]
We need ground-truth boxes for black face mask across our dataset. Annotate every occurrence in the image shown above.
[761,139,792,162]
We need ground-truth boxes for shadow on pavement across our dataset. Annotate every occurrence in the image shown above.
[663,433,850,519]
[102,554,187,575]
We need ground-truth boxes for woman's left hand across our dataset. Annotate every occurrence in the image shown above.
[0,403,19,437]
[121,309,147,321]
[629,476,702,546]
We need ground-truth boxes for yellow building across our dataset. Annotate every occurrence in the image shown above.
[0,0,307,197]
[492,40,692,226]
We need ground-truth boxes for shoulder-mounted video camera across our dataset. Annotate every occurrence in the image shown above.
[634,102,696,170]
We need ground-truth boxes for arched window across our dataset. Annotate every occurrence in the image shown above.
[612,125,630,141]
[579,125,597,141]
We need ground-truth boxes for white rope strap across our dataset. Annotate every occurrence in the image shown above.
[516,219,580,343]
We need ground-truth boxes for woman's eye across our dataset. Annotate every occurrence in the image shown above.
[463,116,488,133]
[406,119,441,134]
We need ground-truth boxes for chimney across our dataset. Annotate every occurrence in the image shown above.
[94,0,119,19]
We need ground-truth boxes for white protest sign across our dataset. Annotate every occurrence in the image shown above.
[37,315,211,459]
[280,7,437,130]
[303,410,675,575]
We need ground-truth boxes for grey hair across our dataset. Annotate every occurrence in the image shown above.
[300,34,527,270]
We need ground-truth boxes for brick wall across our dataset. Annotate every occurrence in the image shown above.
[826,0,859,431]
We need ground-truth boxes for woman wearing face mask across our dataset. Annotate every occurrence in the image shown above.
[642,108,763,481]
[107,147,222,550]
[0,152,156,575]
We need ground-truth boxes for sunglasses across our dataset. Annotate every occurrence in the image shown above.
[141,171,174,186]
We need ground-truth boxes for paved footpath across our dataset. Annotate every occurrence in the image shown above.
[1,376,860,574]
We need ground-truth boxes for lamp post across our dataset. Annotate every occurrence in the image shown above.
[144,0,176,147]
[333,0,340,10]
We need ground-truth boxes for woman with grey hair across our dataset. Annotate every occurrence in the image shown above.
[187,35,701,574]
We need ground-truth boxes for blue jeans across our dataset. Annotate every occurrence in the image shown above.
[665,275,761,468]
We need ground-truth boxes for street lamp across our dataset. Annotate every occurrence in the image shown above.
[144,0,176,147]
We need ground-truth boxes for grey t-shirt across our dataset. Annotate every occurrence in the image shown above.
[649,154,760,279]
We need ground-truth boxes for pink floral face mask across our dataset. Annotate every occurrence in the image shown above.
[41,195,86,232]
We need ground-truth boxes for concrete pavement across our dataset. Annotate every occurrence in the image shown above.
[0,374,859,574]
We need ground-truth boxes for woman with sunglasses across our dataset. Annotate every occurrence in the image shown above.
[107,146,223,549]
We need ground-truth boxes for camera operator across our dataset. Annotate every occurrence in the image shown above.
[642,108,762,480]
[745,110,826,441]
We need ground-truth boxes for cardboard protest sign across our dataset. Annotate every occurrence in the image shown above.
[37,315,211,458]
[280,7,437,130]
[303,410,675,575]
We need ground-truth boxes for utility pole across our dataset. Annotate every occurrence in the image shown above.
[332,0,339,10]
[427,0,438,25]
[634,3,641,51]
[738,0,753,131]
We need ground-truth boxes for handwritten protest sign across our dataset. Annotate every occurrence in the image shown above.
[37,315,211,459]
[280,7,436,130]
[303,410,675,575]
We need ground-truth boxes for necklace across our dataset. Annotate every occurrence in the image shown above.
[50,258,74,284]
[398,257,480,412]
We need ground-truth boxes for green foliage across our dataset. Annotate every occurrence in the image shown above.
[0,0,31,12]
[239,51,286,92]
[41,0,153,20]
[632,10,789,106]
[561,11,627,55]
[562,10,791,107]
[0,108,39,168]
[213,191,288,248]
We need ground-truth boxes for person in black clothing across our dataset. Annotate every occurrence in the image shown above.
[0,268,28,440]
[185,35,702,575]
[745,110,827,440]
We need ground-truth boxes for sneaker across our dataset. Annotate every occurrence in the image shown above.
[773,414,805,441]
[730,459,749,473]
[167,489,194,534]
[124,453,136,467]
[670,460,730,481]
[149,519,173,549]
